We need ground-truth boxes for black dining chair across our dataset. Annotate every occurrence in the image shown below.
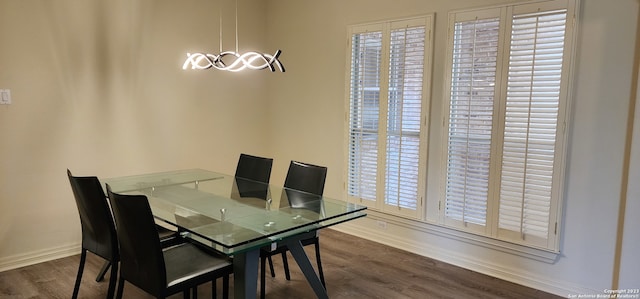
[235,153,273,183]
[234,153,277,297]
[68,170,120,299]
[68,170,183,299]
[107,185,234,299]
[260,161,327,298]
[95,223,180,282]
[232,153,273,203]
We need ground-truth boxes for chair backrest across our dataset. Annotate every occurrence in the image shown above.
[235,177,270,200]
[234,153,273,183]
[284,161,327,196]
[107,185,166,296]
[284,188,322,214]
[67,169,118,261]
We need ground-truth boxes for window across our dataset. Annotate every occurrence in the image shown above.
[442,0,576,250]
[346,16,433,219]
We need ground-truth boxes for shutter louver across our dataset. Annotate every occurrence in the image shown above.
[385,26,425,210]
[348,31,382,203]
[498,10,567,240]
[445,18,500,226]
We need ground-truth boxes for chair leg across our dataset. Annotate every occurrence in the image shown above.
[184,289,191,299]
[192,286,197,299]
[115,277,125,299]
[106,259,118,299]
[281,252,291,280]
[212,279,217,299]
[96,260,111,282]
[267,255,275,278]
[314,239,326,287]
[260,256,267,299]
[72,249,87,299]
[222,275,229,299]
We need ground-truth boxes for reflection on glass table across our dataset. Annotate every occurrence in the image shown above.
[103,169,366,299]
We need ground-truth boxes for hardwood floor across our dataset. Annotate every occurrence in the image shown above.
[0,229,561,299]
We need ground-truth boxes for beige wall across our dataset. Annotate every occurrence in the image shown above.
[0,0,270,267]
[265,0,640,296]
[1,0,639,296]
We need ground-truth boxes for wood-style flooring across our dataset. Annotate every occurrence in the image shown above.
[0,229,561,298]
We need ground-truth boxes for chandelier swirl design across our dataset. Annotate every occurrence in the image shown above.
[182,50,285,72]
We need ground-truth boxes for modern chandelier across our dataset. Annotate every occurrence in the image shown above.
[182,0,285,72]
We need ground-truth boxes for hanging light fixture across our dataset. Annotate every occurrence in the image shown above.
[182,0,285,72]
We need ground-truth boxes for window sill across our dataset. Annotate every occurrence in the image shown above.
[361,209,560,264]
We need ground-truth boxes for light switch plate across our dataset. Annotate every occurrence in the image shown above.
[0,89,11,105]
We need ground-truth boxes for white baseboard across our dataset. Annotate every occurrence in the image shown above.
[0,242,81,272]
[0,228,599,297]
[330,222,598,297]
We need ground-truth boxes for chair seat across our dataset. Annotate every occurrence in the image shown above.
[259,161,327,299]
[157,225,178,240]
[259,238,316,254]
[300,236,318,246]
[164,243,232,289]
[68,170,120,299]
[108,187,234,299]
[261,229,319,252]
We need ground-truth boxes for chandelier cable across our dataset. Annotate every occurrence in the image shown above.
[235,0,239,53]
[219,3,223,53]
[183,0,285,72]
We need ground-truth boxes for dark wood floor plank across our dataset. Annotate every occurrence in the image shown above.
[0,229,561,299]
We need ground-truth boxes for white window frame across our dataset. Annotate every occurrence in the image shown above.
[439,0,578,251]
[344,15,434,219]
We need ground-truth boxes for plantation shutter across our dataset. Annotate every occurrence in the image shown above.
[347,16,431,218]
[348,29,383,204]
[384,25,426,211]
[445,16,500,229]
[498,8,568,246]
[441,0,574,250]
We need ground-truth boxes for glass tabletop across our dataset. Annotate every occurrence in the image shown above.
[103,169,367,255]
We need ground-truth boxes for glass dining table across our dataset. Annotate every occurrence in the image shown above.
[102,168,367,299]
